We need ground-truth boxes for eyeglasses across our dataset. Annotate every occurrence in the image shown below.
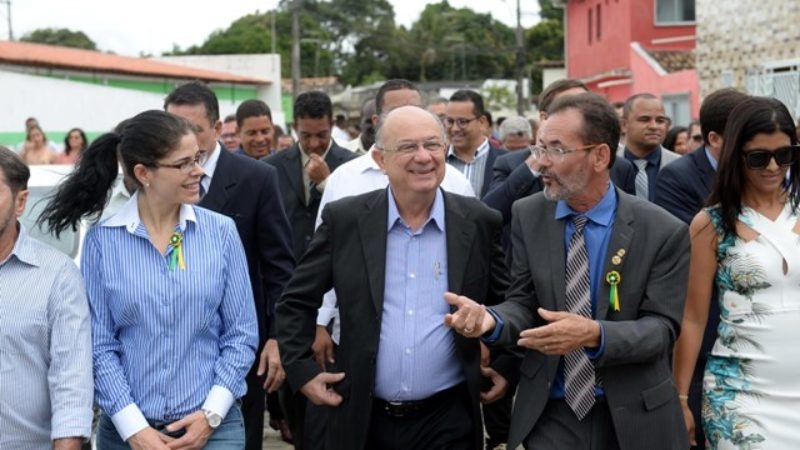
[444,117,479,128]
[742,145,798,170]
[155,151,208,174]
[383,139,446,155]
[530,144,598,162]
[691,134,703,143]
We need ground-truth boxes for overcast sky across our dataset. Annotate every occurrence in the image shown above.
[2,0,541,57]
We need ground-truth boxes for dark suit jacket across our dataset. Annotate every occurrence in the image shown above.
[200,148,295,341]
[263,143,357,259]
[277,189,509,450]
[655,146,715,225]
[492,189,689,450]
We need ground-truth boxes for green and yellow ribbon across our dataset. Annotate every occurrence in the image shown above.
[168,231,185,271]
[605,270,621,312]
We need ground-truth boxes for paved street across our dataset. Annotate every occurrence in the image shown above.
[263,413,293,450]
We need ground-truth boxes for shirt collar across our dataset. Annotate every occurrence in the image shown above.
[2,222,38,267]
[624,145,662,166]
[364,145,382,173]
[555,182,617,227]
[101,191,197,234]
[300,139,333,165]
[202,141,223,181]
[447,138,490,162]
[386,186,445,232]
[703,145,718,171]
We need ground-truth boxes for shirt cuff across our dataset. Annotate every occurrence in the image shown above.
[316,178,328,192]
[201,385,235,419]
[480,308,505,344]
[583,320,606,361]
[111,403,149,442]
[316,304,339,327]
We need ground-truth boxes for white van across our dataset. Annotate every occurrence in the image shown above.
[20,165,85,264]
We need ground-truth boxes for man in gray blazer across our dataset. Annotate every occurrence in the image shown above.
[445,93,689,450]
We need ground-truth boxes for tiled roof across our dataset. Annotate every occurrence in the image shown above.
[0,40,268,84]
[647,49,696,73]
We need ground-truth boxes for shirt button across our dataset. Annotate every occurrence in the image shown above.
[409,273,415,279]
[405,348,411,354]
[407,310,413,315]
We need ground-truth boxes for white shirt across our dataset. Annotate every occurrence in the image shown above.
[314,148,475,342]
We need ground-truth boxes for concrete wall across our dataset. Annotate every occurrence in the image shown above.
[158,54,285,127]
[0,70,168,147]
[696,0,800,96]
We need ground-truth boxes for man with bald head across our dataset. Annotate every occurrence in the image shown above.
[277,105,508,450]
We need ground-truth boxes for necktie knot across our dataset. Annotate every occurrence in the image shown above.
[572,215,588,233]
[634,159,648,171]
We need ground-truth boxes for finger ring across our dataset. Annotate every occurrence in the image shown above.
[544,344,549,352]
[464,327,474,334]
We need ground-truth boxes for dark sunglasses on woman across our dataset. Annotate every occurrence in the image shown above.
[743,145,799,170]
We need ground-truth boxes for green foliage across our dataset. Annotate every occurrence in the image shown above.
[21,28,97,50]
[483,85,517,110]
[526,0,565,93]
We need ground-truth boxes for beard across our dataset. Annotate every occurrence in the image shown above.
[541,167,588,202]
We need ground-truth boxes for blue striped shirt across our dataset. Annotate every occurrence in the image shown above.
[374,188,464,401]
[446,137,490,195]
[0,224,93,449]
[82,194,257,440]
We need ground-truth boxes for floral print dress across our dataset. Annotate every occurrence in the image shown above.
[703,204,800,449]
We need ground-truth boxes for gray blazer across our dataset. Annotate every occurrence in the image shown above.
[616,145,680,170]
[492,188,690,450]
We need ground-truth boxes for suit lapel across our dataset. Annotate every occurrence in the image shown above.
[544,201,567,312]
[597,189,634,319]
[444,192,474,296]
[200,148,236,211]
[282,148,306,206]
[358,190,389,317]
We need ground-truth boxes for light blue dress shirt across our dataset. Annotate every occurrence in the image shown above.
[0,224,93,449]
[82,194,257,440]
[374,188,464,401]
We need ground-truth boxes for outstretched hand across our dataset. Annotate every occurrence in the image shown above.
[443,292,496,337]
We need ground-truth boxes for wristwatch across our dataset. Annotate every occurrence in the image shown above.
[203,409,223,429]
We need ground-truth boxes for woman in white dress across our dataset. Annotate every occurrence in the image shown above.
[673,96,800,449]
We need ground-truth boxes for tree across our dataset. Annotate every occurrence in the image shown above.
[525,0,565,94]
[21,28,98,51]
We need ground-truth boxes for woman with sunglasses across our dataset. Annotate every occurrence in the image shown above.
[38,110,257,450]
[673,97,800,449]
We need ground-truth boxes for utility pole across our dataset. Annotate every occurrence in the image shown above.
[291,0,301,101]
[515,0,525,115]
[0,0,12,40]
[270,10,276,54]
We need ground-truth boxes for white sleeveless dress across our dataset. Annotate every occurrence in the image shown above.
[702,203,800,449]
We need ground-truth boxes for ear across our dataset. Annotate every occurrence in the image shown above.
[133,163,151,188]
[371,148,387,172]
[707,131,722,153]
[13,189,28,218]
[372,113,380,127]
[212,119,222,138]
[594,144,611,172]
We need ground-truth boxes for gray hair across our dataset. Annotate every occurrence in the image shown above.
[499,116,533,141]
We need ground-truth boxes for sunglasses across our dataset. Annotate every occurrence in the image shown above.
[742,145,798,170]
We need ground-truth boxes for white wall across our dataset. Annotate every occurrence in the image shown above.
[0,70,167,142]
[157,54,285,127]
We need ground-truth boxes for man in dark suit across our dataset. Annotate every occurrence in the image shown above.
[656,88,748,449]
[164,82,295,450]
[277,105,509,450]
[262,91,357,260]
[445,89,507,197]
[446,93,689,450]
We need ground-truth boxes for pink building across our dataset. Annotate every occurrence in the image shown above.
[564,0,699,124]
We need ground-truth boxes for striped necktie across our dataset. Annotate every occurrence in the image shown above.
[633,159,649,200]
[564,215,596,420]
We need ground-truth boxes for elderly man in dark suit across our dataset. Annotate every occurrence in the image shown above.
[446,93,689,450]
[655,88,749,449]
[164,81,295,450]
[277,105,508,450]
[262,91,356,260]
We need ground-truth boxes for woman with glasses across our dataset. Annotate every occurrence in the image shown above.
[673,97,800,449]
[38,110,257,450]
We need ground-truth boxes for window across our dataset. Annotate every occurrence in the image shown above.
[588,8,593,44]
[655,0,695,24]
[662,93,691,128]
[596,4,602,41]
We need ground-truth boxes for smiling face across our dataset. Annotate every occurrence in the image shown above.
[296,117,331,156]
[136,133,205,205]
[741,131,792,197]
[445,100,486,154]
[239,115,275,158]
[373,107,446,198]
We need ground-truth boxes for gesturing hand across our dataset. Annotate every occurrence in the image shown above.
[300,372,346,406]
[443,292,496,337]
[517,308,600,354]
